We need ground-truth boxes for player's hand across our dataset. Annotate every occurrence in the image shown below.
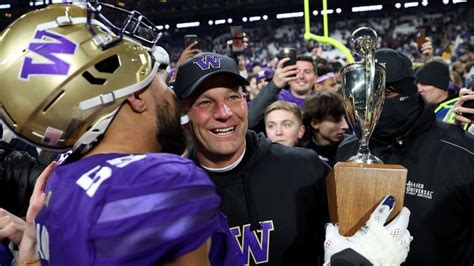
[0,208,26,245]
[324,195,412,265]
[19,161,57,262]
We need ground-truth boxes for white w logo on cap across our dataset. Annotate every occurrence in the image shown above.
[193,55,222,70]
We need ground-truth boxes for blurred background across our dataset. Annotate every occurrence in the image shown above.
[0,0,472,67]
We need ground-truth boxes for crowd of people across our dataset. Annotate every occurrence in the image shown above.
[0,1,473,266]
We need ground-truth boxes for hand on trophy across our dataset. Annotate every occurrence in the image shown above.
[324,195,413,266]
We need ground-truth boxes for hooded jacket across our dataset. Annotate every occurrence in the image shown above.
[190,130,330,265]
[336,96,474,266]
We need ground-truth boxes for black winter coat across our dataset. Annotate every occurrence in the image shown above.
[336,100,474,266]
[0,141,45,217]
[191,131,330,265]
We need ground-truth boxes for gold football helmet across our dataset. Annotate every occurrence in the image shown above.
[0,2,164,152]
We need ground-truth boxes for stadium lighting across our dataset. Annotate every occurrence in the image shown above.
[227,18,233,23]
[421,0,428,6]
[164,24,170,30]
[249,16,261,22]
[263,15,269,20]
[336,8,342,14]
[215,19,226,25]
[176,22,200,29]
[395,3,402,8]
[157,25,164,30]
[0,4,10,9]
[404,2,419,8]
[242,17,248,22]
[276,12,304,19]
[30,1,45,5]
[208,20,213,25]
[352,5,383,12]
[312,10,319,16]
[321,9,334,15]
[452,0,466,3]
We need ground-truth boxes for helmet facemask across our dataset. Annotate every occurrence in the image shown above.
[0,2,168,155]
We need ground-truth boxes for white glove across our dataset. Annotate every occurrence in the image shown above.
[324,195,413,266]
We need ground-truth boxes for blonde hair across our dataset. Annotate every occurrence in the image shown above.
[264,101,303,125]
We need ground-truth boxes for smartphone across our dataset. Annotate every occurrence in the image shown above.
[415,28,426,51]
[230,26,244,53]
[184,34,198,49]
[280,48,297,68]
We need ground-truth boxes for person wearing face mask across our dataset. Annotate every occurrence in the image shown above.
[336,48,474,266]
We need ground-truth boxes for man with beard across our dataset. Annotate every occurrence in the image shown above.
[336,48,474,265]
[0,3,238,265]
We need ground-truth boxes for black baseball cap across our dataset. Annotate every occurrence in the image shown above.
[173,52,249,99]
[375,48,414,83]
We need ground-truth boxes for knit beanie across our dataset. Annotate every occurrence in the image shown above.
[415,61,449,91]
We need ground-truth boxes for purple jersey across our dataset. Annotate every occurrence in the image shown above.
[35,153,239,265]
[277,90,305,110]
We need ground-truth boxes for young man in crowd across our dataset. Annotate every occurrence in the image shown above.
[264,101,305,147]
[174,52,412,266]
[337,48,474,265]
[0,3,238,265]
[302,91,349,166]
[278,56,317,109]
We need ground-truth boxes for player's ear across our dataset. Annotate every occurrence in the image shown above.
[127,91,147,113]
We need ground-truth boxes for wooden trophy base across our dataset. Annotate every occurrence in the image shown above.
[326,162,407,236]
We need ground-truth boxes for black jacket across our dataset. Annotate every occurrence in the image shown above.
[0,141,45,217]
[336,99,474,266]
[248,81,281,134]
[191,131,329,265]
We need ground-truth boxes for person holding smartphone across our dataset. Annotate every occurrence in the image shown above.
[278,55,317,110]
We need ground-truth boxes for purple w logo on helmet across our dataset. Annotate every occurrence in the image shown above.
[20,30,77,80]
[193,54,222,70]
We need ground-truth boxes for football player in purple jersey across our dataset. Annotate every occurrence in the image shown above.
[0,1,239,265]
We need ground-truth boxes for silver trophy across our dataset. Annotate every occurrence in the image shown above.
[341,27,385,164]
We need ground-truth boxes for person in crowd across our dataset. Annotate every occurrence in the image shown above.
[244,73,258,101]
[264,101,305,147]
[301,91,350,167]
[174,51,412,265]
[278,55,317,109]
[0,3,239,265]
[416,60,459,123]
[453,76,474,134]
[247,58,298,134]
[336,48,474,266]
[250,62,264,75]
[255,68,275,93]
[314,59,339,93]
[314,72,338,93]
